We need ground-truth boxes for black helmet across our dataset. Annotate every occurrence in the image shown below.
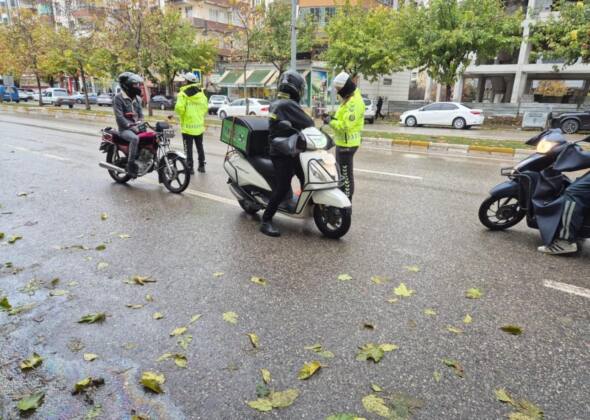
[278,70,306,102]
[118,72,143,98]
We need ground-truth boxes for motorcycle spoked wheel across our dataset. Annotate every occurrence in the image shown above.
[106,147,132,184]
[313,205,351,239]
[159,153,190,194]
[478,194,525,230]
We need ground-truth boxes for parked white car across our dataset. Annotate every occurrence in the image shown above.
[217,98,271,119]
[364,98,376,124]
[40,88,70,105]
[208,95,230,115]
[400,102,484,129]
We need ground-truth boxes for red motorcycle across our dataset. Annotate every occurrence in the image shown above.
[98,119,190,194]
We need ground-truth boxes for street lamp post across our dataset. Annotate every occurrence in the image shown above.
[290,0,297,71]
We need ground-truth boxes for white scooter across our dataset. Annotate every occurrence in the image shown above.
[222,117,352,238]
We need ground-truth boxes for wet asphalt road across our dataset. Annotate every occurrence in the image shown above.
[0,114,589,420]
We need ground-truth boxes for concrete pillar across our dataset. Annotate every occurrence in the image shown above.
[435,84,443,102]
[511,71,528,103]
[453,76,464,102]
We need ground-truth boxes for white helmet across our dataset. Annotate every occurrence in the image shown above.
[183,72,198,83]
[333,71,356,98]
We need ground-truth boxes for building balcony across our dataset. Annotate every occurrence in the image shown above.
[191,17,240,34]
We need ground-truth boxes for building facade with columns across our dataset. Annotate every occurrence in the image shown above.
[450,0,590,106]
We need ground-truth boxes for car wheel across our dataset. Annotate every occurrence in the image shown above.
[249,111,256,116]
[561,119,580,134]
[219,111,227,119]
[68,104,73,109]
[76,99,82,104]
[452,117,466,129]
[405,116,417,127]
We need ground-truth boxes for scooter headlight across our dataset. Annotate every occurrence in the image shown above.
[536,139,559,154]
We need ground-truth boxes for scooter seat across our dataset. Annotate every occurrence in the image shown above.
[248,156,275,183]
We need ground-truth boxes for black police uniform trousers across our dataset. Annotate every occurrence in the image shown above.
[182,133,205,169]
[262,156,305,223]
[336,146,358,199]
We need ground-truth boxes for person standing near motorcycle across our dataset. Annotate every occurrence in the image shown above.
[260,70,315,237]
[323,71,365,200]
[175,72,208,174]
[113,72,144,177]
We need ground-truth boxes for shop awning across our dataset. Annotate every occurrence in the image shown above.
[218,71,245,87]
[245,69,275,87]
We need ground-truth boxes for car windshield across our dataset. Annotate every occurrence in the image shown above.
[363,99,372,106]
[54,91,67,96]
[210,95,226,101]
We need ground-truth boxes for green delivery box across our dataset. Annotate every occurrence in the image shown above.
[219,116,270,156]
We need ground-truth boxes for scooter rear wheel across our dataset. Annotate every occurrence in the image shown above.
[478,194,525,230]
[313,205,351,239]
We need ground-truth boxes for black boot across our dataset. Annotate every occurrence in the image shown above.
[260,221,280,237]
[198,162,206,173]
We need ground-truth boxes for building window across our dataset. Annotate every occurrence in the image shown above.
[209,9,219,22]
[185,6,193,18]
[383,78,392,86]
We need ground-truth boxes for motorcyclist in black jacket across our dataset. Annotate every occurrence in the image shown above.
[113,72,144,176]
[260,70,314,237]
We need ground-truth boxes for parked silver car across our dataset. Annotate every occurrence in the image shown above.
[97,93,114,107]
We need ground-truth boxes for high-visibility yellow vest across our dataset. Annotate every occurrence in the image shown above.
[329,88,365,147]
[174,84,208,136]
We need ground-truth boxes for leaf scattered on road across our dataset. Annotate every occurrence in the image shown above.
[152,312,164,320]
[126,304,144,309]
[213,272,224,278]
[433,371,442,382]
[463,314,473,324]
[337,273,353,281]
[250,276,267,286]
[145,294,154,302]
[8,235,23,244]
[465,288,483,299]
[189,314,202,325]
[356,343,398,363]
[126,275,156,285]
[174,354,187,368]
[96,262,109,271]
[118,234,131,239]
[442,358,464,378]
[247,398,273,412]
[495,388,514,404]
[371,384,383,392]
[83,353,98,362]
[0,296,12,311]
[326,414,366,420]
[304,344,335,359]
[20,353,43,371]
[73,377,105,394]
[247,389,300,412]
[495,388,544,419]
[371,275,390,285]
[447,326,464,334]
[140,371,165,393]
[17,391,44,413]
[100,212,108,221]
[78,313,106,324]
[49,289,69,297]
[261,368,271,384]
[95,244,106,251]
[393,283,415,298]
[362,394,391,417]
[500,325,523,335]
[298,360,322,380]
[247,333,260,348]
[178,335,193,350]
[223,311,238,324]
[424,308,437,316]
[8,303,36,316]
[404,265,421,273]
[170,326,187,337]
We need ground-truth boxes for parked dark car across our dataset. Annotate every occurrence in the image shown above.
[551,110,590,134]
[97,93,114,107]
[150,95,174,110]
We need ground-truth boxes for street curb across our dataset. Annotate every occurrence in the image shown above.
[1,105,528,159]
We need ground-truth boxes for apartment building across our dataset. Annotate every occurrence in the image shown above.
[425,0,590,106]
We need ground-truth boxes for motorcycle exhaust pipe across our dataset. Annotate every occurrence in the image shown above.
[99,162,126,173]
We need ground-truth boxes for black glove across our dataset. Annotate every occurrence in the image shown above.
[322,114,332,124]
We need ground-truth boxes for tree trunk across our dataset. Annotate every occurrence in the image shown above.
[79,62,90,111]
[445,85,453,101]
[36,73,43,107]
[244,61,249,115]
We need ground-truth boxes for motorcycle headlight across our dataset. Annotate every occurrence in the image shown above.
[536,139,558,154]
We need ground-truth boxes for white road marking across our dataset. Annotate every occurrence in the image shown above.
[355,168,423,180]
[543,280,590,299]
[140,178,239,207]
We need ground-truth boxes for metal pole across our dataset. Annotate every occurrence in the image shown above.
[290,0,297,71]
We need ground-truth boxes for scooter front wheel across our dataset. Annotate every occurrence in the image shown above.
[478,194,525,230]
[313,205,351,239]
